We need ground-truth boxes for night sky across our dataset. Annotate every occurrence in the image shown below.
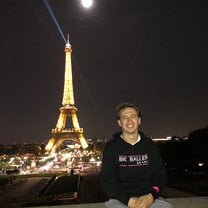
[0,0,207,144]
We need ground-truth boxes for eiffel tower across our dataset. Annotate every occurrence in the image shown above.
[45,35,88,154]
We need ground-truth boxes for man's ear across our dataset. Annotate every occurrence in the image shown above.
[139,117,141,125]
[117,119,121,127]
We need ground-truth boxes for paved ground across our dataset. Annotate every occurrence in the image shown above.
[0,177,49,207]
[162,186,197,198]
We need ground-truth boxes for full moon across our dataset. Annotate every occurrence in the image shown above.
[81,0,93,8]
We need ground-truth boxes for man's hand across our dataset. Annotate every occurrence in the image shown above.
[128,193,154,208]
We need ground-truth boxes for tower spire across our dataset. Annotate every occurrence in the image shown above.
[62,34,74,106]
[67,34,70,43]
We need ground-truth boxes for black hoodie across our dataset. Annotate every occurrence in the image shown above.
[101,131,166,205]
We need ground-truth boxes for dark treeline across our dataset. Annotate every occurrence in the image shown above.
[157,126,208,173]
[0,143,45,155]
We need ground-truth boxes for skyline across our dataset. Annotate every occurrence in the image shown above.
[0,0,207,144]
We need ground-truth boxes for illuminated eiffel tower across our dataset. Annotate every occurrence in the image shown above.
[45,35,88,154]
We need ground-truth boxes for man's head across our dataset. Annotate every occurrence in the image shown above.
[116,102,141,135]
[116,102,141,120]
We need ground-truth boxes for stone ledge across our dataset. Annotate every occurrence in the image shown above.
[166,197,208,208]
[27,197,208,208]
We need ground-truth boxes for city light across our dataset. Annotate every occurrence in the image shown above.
[198,162,204,167]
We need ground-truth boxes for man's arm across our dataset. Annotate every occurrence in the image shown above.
[101,143,130,205]
[149,143,167,200]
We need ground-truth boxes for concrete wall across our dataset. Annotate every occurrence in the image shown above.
[27,197,208,208]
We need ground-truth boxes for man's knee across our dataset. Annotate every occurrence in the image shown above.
[105,199,128,208]
[151,198,173,208]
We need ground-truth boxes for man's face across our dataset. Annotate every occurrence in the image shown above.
[117,107,141,134]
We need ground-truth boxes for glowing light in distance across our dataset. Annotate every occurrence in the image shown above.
[198,162,204,167]
[81,0,93,8]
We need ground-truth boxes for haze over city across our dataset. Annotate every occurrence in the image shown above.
[0,0,207,144]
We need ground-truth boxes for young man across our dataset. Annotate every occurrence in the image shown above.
[101,102,173,208]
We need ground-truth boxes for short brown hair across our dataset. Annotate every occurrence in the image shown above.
[116,102,141,120]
